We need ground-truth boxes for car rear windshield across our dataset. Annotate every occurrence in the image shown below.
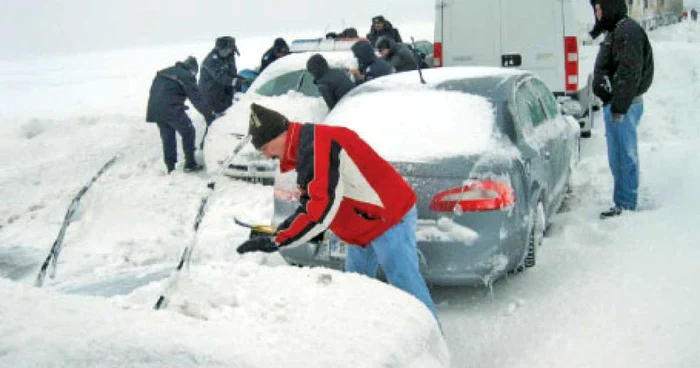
[326,89,497,162]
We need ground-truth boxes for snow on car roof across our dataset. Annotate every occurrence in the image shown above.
[326,87,499,162]
[361,66,523,90]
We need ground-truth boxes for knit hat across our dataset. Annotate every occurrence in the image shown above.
[181,56,199,75]
[249,103,288,149]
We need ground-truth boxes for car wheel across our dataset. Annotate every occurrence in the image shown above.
[524,201,546,267]
[511,200,546,273]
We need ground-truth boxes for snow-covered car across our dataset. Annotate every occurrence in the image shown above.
[203,51,357,184]
[273,67,581,286]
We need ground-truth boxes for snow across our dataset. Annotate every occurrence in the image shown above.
[2,19,700,368]
[328,88,498,161]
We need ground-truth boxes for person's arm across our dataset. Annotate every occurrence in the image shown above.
[318,83,336,109]
[275,127,343,248]
[181,73,215,123]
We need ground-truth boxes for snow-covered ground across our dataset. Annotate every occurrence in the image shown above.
[1,20,700,367]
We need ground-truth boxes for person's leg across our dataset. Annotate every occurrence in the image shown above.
[171,114,198,169]
[615,103,643,210]
[372,207,440,324]
[604,106,623,208]
[345,243,379,278]
[156,121,177,173]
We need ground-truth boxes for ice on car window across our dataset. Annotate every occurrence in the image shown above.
[255,70,304,97]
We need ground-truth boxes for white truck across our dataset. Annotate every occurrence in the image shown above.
[433,0,597,137]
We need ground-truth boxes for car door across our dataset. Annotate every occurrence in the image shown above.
[512,78,559,211]
[529,77,572,203]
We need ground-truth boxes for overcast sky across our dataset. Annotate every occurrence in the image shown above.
[0,0,434,60]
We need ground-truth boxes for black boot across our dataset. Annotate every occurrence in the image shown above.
[599,207,622,219]
[183,152,203,173]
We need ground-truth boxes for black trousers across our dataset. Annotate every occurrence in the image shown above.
[156,114,196,170]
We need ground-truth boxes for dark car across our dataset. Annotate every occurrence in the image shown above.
[272,67,580,286]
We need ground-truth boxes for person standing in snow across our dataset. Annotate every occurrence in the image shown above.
[146,56,215,173]
[691,8,698,21]
[236,103,440,324]
[199,36,239,115]
[592,0,654,218]
[260,38,290,73]
[305,54,355,110]
[349,40,393,85]
[375,37,418,72]
[366,15,402,47]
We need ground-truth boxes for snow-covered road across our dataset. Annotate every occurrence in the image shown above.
[1,21,699,367]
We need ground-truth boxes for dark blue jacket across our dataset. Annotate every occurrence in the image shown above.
[198,49,237,113]
[306,54,355,109]
[146,62,213,123]
[351,41,393,84]
[260,38,290,73]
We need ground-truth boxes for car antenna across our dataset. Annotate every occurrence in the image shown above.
[410,37,426,85]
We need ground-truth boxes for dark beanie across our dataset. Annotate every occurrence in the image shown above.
[249,103,288,149]
[182,56,198,73]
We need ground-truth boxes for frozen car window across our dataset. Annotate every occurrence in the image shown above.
[298,71,321,97]
[255,70,303,97]
[529,78,559,119]
[515,81,546,131]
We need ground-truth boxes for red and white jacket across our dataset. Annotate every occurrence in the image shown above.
[275,122,416,248]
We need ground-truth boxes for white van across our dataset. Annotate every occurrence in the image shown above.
[434,0,597,137]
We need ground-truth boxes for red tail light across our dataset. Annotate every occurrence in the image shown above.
[430,180,515,212]
[564,36,579,93]
[434,42,443,67]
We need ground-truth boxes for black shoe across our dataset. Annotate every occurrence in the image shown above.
[183,162,204,173]
[599,207,623,219]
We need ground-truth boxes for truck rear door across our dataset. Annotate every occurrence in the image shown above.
[437,0,501,66]
[500,0,565,93]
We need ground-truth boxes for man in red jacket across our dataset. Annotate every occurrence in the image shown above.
[237,103,439,323]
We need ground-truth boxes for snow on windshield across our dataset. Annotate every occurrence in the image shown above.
[326,89,497,162]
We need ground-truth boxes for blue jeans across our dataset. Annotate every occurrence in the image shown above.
[345,206,440,324]
[604,103,643,210]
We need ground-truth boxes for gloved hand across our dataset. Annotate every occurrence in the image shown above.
[612,113,625,123]
[582,33,594,46]
[236,236,278,254]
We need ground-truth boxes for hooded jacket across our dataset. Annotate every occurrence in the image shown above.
[351,41,393,84]
[260,38,290,72]
[146,61,214,123]
[593,0,654,115]
[377,38,418,72]
[367,18,402,47]
[306,54,355,109]
[273,122,417,248]
[198,37,238,113]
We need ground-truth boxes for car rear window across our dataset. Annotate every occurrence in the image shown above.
[326,89,497,162]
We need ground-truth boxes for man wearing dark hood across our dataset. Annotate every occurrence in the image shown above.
[349,40,393,85]
[366,15,402,47]
[260,38,290,72]
[306,54,355,110]
[592,0,654,219]
[146,56,215,173]
[375,37,418,72]
[199,36,239,114]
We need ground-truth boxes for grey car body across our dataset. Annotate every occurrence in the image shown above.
[272,67,580,286]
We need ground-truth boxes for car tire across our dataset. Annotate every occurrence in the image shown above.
[511,200,546,273]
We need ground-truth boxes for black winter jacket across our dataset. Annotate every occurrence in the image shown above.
[307,54,355,109]
[367,23,402,47]
[198,49,237,113]
[351,41,393,84]
[593,0,653,115]
[146,62,214,123]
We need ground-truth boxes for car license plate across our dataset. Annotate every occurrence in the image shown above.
[328,235,347,260]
